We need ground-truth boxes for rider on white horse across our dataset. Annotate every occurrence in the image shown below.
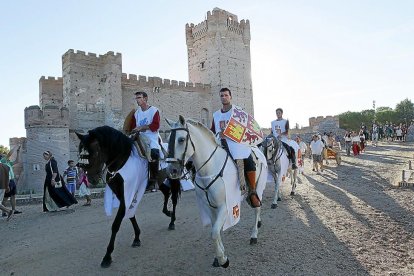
[211,88,261,208]
[270,108,298,170]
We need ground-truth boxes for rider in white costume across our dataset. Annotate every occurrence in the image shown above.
[270,108,298,169]
[211,88,261,208]
[132,91,161,191]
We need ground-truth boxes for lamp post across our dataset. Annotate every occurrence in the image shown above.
[373,100,376,123]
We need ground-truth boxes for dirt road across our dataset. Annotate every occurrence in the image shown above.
[1,142,413,275]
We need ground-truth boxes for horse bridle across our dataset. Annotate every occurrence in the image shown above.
[166,127,195,166]
[166,126,227,209]
[264,136,283,162]
[77,141,123,183]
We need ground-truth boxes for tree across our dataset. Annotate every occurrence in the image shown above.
[0,145,9,156]
[395,98,414,124]
[376,106,392,112]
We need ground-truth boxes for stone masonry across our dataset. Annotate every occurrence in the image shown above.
[12,8,254,192]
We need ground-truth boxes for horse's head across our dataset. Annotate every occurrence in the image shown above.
[76,131,106,177]
[262,135,279,161]
[165,115,195,179]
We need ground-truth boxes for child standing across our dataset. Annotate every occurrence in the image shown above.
[63,160,78,197]
[78,168,92,206]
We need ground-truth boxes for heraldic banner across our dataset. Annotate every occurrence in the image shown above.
[223,106,264,146]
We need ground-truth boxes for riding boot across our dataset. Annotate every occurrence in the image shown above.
[147,160,159,191]
[236,160,247,194]
[246,171,261,208]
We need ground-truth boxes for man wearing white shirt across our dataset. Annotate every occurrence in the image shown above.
[310,135,324,173]
[270,108,298,169]
[211,88,260,208]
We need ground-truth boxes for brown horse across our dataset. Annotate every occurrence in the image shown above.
[0,163,13,221]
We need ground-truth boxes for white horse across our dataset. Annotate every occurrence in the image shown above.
[166,116,267,268]
[261,136,293,209]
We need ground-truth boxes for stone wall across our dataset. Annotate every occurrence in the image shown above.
[17,8,254,191]
[186,8,253,115]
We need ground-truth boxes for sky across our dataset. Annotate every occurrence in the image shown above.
[1,0,413,147]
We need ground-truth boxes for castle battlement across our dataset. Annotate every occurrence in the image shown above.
[40,76,63,81]
[25,105,69,128]
[309,115,339,127]
[187,8,250,43]
[190,20,208,39]
[121,73,210,92]
[62,49,122,66]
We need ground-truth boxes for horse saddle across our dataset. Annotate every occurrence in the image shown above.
[131,132,152,162]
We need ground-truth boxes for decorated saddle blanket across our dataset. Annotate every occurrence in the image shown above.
[195,147,267,231]
[104,147,148,218]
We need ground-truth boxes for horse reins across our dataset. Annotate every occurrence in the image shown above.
[167,126,227,209]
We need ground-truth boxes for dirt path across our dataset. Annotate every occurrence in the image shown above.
[1,142,413,276]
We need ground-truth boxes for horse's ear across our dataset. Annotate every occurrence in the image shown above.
[165,118,174,127]
[75,132,84,140]
[179,115,186,126]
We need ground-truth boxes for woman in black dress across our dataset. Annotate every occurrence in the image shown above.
[42,151,77,212]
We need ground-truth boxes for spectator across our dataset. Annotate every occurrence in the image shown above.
[42,151,77,212]
[77,168,92,206]
[1,148,22,217]
[63,160,78,197]
[310,135,324,174]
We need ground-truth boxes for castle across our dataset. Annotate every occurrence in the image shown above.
[13,8,254,192]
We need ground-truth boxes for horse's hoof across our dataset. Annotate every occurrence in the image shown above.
[132,239,141,247]
[221,258,230,268]
[290,191,295,196]
[271,203,278,209]
[250,238,258,245]
[101,257,112,268]
[257,221,262,228]
[168,224,175,231]
[162,209,172,217]
[212,258,220,267]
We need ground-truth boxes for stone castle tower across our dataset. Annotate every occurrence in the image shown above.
[17,8,254,192]
[186,8,253,114]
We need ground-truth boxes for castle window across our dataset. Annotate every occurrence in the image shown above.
[200,61,205,69]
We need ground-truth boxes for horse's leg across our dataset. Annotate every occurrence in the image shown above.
[168,179,180,230]
[250,207,261,245]
[271,173,281,209]
[159,182,172,217]
[211,206,229,268]
[291,169,297,195]
[101,201,125,268]
[130,216,141,247]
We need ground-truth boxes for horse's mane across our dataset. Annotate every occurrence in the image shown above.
[88,126,133,161]
[186,119,218,145]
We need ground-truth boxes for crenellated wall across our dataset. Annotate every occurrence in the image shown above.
[24,105,70,192]
[19,8,253,192]
[39,76,63,108]
[186,7,253,115]
[309,115,339,128]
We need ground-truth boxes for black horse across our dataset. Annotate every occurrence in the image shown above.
[76,126,181,267]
